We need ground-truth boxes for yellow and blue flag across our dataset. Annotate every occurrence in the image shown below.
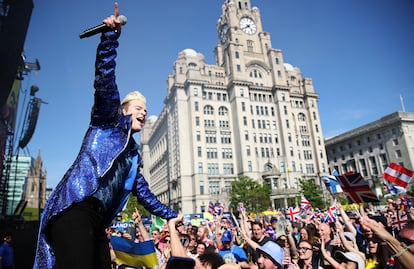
[110,236,158,268]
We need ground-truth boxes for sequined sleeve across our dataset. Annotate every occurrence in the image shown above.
[91,30,122,126]
[133,173,178,220]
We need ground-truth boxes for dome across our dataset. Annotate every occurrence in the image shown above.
[284,63,295,71]
[146,115,158,124]
[181,48,198,57]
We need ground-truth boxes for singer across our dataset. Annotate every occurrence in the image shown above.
[33,3,177,269]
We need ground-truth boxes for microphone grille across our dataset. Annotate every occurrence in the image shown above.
[118,15,127,25]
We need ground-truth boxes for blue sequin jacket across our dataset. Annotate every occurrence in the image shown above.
[33,30,177,269]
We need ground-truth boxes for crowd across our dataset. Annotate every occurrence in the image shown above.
[108,198,414,269]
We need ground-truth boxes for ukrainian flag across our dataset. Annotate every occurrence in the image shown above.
[111,236,158,268]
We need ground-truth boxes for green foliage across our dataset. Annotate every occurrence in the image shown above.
[121,196,150,221]
[230,176,271,214]
[299,178,327,209]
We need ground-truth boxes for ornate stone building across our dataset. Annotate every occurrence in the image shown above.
[141,0,328,213]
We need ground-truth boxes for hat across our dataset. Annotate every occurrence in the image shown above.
[221,230,232,243]
[343,232,356,242]
[334,251,365,269]
[256,240,284,266]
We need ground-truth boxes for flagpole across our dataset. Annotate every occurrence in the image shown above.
[400,94,406,112]
[319,173,328,208]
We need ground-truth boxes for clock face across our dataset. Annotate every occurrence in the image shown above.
[220,24,229,44]
[239,17,257,35]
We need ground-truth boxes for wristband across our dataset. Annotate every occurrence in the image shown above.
[393,243,410,259]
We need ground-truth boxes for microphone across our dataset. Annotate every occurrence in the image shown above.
[79,15,127,39]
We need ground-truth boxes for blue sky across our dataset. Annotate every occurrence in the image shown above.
[20,0,414,188]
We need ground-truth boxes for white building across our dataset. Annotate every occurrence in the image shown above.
[325,111,414,195]
[141,0,328,213]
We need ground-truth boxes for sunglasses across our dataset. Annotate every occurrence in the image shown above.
[298,246,312,252]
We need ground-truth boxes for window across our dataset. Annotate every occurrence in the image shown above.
[305,164,315,174]
[209,181,220,194]
[304,150,312,160]
[396,150,402,158]
[275,58,279,64]
[218,106,228,116]
[198,163,203,174]
[222,148,232,159]
[207,163,219,175]
[199,180,204,194]
[207,148,218,159]
[195,116,200,126]
[221,132,231,144]
[249,69,262,78]
[196,131,201,142]
[194,101,199,111]
[194,88,199,96]
[235,51,239,58]
[223,163,234,174]
[237,64,241,72]
[206,132,217,143]
[247,40,253,52]
[197,147,202,157]
[204,119,215,127]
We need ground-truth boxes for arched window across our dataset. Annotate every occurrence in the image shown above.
[203,105,214,115]
[188,62,197,69]
[298,113,306,122]
[218,106,228,116]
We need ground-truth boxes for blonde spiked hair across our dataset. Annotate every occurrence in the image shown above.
[121,91,147,107]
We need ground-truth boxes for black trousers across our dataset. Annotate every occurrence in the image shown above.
[48,198,111,269]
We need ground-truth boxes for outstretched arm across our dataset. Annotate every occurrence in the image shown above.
[133,173,177,220]
[92,2,123,126]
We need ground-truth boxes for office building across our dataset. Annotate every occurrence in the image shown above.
[325,111,414,195]
[141,0,328,213]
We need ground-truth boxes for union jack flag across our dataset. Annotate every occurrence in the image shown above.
[324,203,338,223]
[392,213,408,231]
[285,207,301,222]
[336,171,379,203]
[300,196,312,211]
[208,202,225,215]
[309,208,321,221]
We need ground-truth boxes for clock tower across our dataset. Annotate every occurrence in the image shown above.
[215,0,288,86]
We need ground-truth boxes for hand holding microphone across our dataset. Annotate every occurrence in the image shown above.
[79,2,127,38]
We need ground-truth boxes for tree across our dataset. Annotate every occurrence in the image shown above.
[230,176,271,214]
[299,178,327,209]
[120,196,150,221]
